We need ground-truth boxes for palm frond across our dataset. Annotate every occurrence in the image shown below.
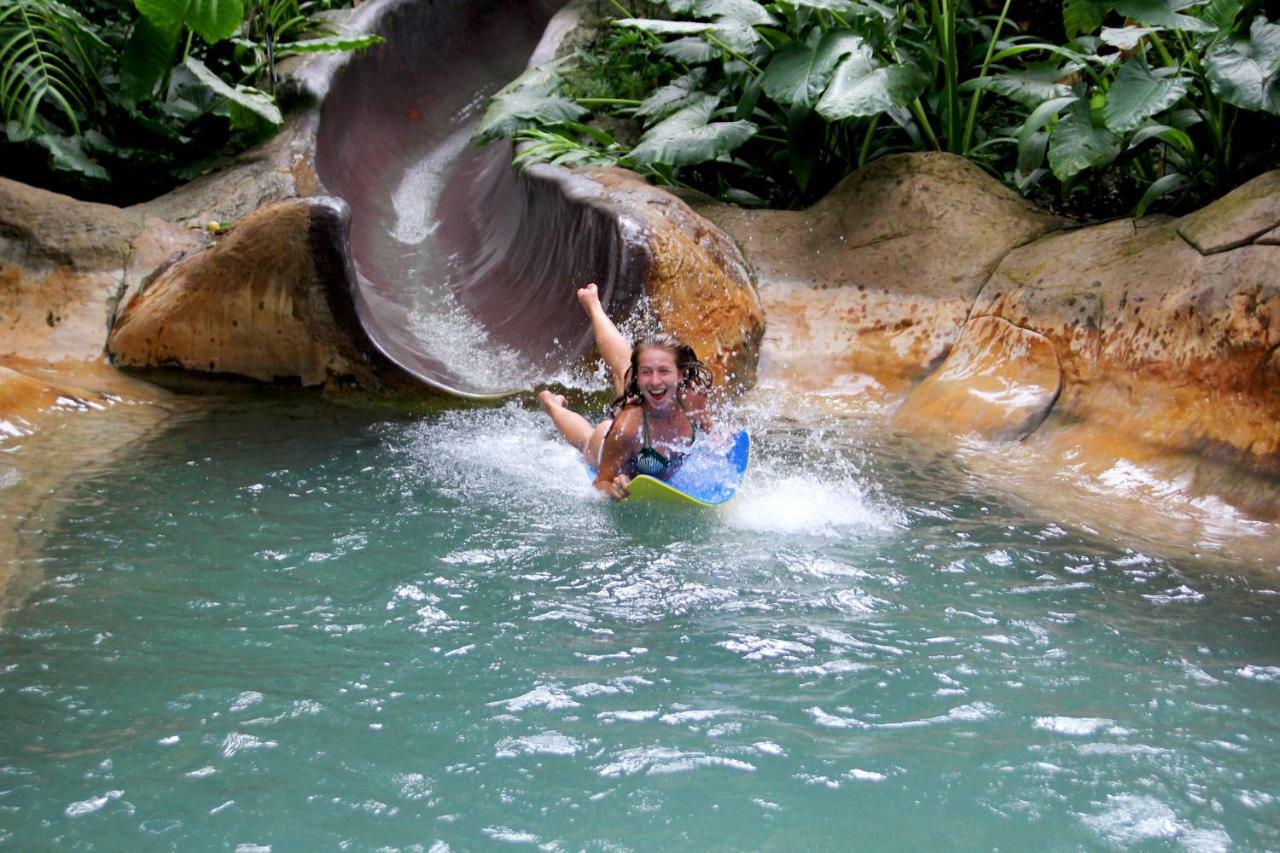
[0,0,101,136]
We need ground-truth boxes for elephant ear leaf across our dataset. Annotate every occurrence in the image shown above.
[1048,98,1121,180]
[475,66,587,140]
[695,0,778,27]
[1104,56,1190,133]
[636,69,709,123]
[1111,0,1216,33]
[1206,16,1280,115]
[964,62,1075,109]
[186,0,243,43]
[183,55,281,125]
[120,14,180,100]
[1063,0,1107,39]
[815,44,928,120]
[628,94,757,166]
[134,0,244,45]
[760,29,864,108]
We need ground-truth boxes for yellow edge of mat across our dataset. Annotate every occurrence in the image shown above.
[626,434,751,507]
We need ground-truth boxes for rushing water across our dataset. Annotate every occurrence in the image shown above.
[1,393,1278,850]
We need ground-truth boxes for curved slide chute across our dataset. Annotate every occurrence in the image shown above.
[314,0,645,398]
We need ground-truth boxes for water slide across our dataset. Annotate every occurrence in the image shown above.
[313,0,646,398]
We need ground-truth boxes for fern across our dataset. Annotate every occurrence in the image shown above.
[0,0,103,138]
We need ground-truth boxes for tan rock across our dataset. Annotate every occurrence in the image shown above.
[0,178,206,364]
[686,152,1062,390]
[968,176,1280,478]
[1176,171,1280,254]
[107,198,387,388]
[133,116,321,229]
[585,168,765,390]
[894,315,1061,440]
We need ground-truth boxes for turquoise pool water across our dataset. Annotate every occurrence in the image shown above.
[1,396,1277,850]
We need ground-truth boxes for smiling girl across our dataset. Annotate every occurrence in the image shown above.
[538,283,713,500]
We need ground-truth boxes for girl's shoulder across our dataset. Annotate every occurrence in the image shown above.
[609,405,644,440]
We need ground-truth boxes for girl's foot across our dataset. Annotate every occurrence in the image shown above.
[537,389,567,412]
[576,282,603,316]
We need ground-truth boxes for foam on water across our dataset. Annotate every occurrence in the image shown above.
[725,470,902,536]
[405,404,601,508]
[401,402,903,542]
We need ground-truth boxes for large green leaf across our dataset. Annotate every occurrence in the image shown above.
[964,62,1075,108]
[182,55,281,125]
[188,0,243,42]
[1205,16,1280,115]
[657,37,719,64]
[1104,56,1189,132]
[120,13,179,100]
[475,66,587,140]
[134,0,245,45]
[476,89,586,139]
[1099,25,1162,50]
[636,70,708,122]
[1016,95,1077,174]
[1128,121,1196,155]
[760,29,863,108]
[814,45,928,120]
[1200,0,1242,33]
[709,18,762,53]
[1048,99,1121,180]
[787,0,857,10]
[33,129,108,179]
[1063,0,1107,39]
[1133,171,1190,216]
[628,119,757,166]
[628,93,756,165]
[1112,0,1216,33]
[696,0,777,27]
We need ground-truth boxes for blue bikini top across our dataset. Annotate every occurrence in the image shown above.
[633,403,698,478]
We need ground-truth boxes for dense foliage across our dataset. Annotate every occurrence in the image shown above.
[479,0,1280,217]
[0,0,378,204]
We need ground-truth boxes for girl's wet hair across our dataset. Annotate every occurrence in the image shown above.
[611,333,713,413]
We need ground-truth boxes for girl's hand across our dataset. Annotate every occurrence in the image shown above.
[605,474,632,500]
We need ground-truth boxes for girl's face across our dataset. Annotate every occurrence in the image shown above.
[636,346,680,412]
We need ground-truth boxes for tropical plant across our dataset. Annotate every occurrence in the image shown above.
[977,0,1280,214]
[0,0,379,202]
[481,0,1278,217]
[478,0,1028,207]
[0,0,111,177]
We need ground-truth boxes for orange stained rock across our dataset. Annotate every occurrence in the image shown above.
[108,200,371,388]
[586,168,765,392]
[895,316,1062,441]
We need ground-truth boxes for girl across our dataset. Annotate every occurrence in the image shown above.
[538,283,713,500]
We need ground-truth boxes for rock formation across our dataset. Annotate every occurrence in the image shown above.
[107,198,390,389]
[963,175,1279,477]
[687,153,1061,395]
[691,153,1279,513]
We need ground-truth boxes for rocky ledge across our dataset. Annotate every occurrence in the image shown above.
[690,153,1279,517]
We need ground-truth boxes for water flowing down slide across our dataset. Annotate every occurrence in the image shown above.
[311,0,646,399]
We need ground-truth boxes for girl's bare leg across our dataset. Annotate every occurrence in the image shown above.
[578,283,631,397]
[538,391,594,453]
